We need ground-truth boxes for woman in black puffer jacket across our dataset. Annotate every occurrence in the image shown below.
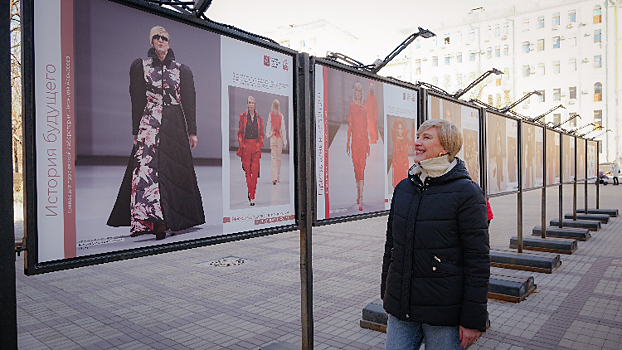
[382,119,489,350]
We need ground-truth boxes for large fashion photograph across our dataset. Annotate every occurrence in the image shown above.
[562,134,576,183]
[315,65,386,220]
[546,129,561,186]
[486,112,508,195]
[69,0,223,258]
[576,139,586,181]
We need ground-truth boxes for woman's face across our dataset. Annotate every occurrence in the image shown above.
[354,86,363,103]
[396,123,404,138]
[413,127,446,163]
[247,98,256,114]
[152,33,170,54]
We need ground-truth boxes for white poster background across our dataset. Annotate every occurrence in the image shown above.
[506,119,519,191]
[220,37,295,233]
[535,126,544,187]
[35,1,65,262]
[315,64,327,220]
[460,106,480,185]
[587,141,597,179]
[383,85,418,208]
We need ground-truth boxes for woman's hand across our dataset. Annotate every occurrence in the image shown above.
[189,134,198,149]
[459,326,481,348]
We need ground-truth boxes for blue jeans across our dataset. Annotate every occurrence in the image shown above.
[385,314,463,350]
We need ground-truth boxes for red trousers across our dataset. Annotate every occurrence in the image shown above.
[240,139,261,199]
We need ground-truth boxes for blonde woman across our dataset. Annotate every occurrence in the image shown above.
[265,99,287,185]
[346,82,369,211]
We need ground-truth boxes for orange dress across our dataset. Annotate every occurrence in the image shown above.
[365,93,379,143]
[347,102,369,180]
[392,131,410,188]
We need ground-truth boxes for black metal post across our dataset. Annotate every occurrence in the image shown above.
[0,0,18,347]
[296,53,313,350]
[559,134,563,228]
[517,122,523,253]
[541,129,546,238]
[573,138,577,220]
[584,140,588,214]
[596,141,600,209]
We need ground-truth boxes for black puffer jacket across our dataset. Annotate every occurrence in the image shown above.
[381,158,489,331]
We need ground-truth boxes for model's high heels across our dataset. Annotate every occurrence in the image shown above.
[359,206,363,211]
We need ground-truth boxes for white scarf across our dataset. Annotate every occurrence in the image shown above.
[409,155,457,182]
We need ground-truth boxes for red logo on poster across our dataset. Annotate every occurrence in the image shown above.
[264,55,270,66]
[283,59,289,71]
[403,93,407,100]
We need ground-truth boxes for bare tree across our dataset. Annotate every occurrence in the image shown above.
[11,0,22,201]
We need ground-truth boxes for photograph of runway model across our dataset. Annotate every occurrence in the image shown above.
[535,128,543,184]
[463,129,480,184]
[107,25,205,241]
[546,129,561,185]
[366,82,379,144]
[522,124,535,189]
[388,117,414,188]
[347,82,370,211]
[266,99,287,185]
[576,139,586,181]
[486,114,507,194]
[562,134,575,182]
[236,96,265,206]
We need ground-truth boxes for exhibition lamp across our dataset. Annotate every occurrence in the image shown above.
[590,129,612,140]
[568,123,596,135]
[452,68,503,99]
[327,27,435,73]
[499,90,542,114]
[552,114,582,130]
[529,104,566,123]
[145,0,212,18]
[579,125,603,137]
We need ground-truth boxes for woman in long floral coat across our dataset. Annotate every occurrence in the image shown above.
[346,82,369,211]
[108,26,205,240]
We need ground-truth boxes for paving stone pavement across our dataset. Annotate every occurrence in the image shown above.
[13,183,622,349]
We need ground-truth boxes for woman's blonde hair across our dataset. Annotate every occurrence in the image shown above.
[417,118,463,161]
[353,82,363,104]
[271,99,280,114]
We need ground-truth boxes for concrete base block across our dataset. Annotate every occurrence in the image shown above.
[564,213,609,224]
[489,274,536,303]
[510,237,578,254]
[360,299,387,333]
[532,226,591,241]
[550,219,601,231]
[577,208,618,217]
[491,249,562,274]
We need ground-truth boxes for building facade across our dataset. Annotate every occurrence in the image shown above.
[406,0,621,163]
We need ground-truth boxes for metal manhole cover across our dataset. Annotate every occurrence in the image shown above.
[207,256,246,267]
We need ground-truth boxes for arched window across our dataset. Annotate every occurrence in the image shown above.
[594,6,602,24]
[487,94,493,105]
[594,82,602,102]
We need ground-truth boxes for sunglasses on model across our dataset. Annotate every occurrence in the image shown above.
[153,34,169,42]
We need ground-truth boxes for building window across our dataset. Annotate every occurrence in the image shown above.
[496,94,502,108]
[504,22,510,35]
[487,25,492,36]
[415,59,421,74]
[537,90,545,102]
[553,88,561,101]
[469,29,476,41]
[538,63,545,75]
[456,52,462,63]
[523,65,531,77]
[568,113,577,127]
[594,55,602,68]
[415,39,421,49]
[444,34,450,45]
[594,29,602,43]
[523,41,530,53]
[504,45,509,56]
[537,39,545,51]
[569,86,577,99]
[496,74,502,86]
[570,58,577,71]
[594,110,603,128]
[470,51,476,61]
[594,82,602,101]
[553,113,561,125]
[487,47,492,59]
[495,46,500,57]
[594,6,602,24]
[488,94,493,105]
[432,56,438,67]
[568,10,576,23]
[445,55,451,65]
[553,36,561,49]
[495,24,500,36]
[538,16,545,28]
[552,12,560,27]
[553,61,560,74]
[523,18,529,31]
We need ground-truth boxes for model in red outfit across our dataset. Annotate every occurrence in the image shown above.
[365,82,379,144]
[346,82,369,211]
[237,96,264,206]
[392,120,411,188]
